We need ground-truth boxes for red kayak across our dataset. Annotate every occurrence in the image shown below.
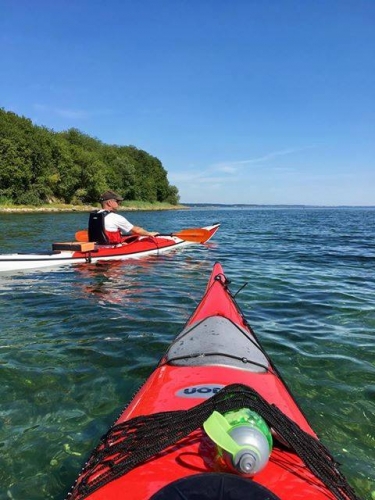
[66,262,359,500]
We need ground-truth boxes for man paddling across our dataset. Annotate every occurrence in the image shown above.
[89,190,159,244]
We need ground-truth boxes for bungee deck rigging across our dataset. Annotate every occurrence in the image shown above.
[67,384,359,500]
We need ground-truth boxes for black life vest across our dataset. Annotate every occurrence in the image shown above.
[88,211,110,244]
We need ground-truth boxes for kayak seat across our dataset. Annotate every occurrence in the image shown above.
[88,210,110,244]
[166,316,269,372]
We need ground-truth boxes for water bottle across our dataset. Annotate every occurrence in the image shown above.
[203,408,273,475]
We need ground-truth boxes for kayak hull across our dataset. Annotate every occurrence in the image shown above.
[0,224,220,273]
[66,262,357,500]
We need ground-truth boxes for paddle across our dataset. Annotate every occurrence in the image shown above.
[75,230,90,242]
[75,228,210,244]
[159,228,211,243]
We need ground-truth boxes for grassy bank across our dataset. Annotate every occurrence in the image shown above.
[0,201,188,213]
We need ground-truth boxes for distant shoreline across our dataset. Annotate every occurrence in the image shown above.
[0,203,373,213]
[184,203,375,209]
[0,203,188,213]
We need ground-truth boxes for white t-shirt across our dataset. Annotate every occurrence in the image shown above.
[99,211,134,234]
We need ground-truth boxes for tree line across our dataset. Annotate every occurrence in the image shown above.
[0,108,180,206]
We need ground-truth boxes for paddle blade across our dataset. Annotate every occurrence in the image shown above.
[172,228,211,243]
[75,230,89,242]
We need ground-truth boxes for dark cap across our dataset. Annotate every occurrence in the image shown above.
[99,190,124,202]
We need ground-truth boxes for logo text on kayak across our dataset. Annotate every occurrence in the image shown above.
[176,384,225,398]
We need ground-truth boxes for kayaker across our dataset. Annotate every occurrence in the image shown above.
[89,190,159,244]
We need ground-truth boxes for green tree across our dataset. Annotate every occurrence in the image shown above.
[0,138,33,201]
[165,185,180,205]
[0,108,180,206]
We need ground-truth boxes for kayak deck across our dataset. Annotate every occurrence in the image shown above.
[166,315,269,371]
[66,262,359,500]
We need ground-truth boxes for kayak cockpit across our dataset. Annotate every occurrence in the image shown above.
[150,473,281,499]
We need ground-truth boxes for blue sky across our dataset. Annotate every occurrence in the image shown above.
[1,0,374,205]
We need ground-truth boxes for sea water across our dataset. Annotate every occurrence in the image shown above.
[0,207,374,499]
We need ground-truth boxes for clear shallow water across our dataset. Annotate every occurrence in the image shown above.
[0,207,374,499]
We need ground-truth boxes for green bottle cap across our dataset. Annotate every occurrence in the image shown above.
[203,408,273,455]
